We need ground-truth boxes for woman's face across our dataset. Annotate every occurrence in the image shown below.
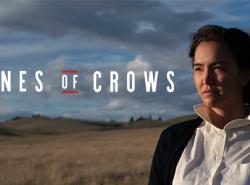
[193,41,246,109]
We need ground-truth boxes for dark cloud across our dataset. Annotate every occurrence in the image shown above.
[0,0,213,50]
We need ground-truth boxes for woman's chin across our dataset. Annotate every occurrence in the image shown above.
[201,97,222,108]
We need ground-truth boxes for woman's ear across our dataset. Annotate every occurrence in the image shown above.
[240,70,250,86]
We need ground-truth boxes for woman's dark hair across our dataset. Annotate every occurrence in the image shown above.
[189,24,250,104]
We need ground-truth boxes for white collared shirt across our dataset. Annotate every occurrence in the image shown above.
[172,104,250,185]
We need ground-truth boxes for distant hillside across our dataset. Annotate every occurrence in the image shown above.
[0,114,197,137]
[0,115,124,136]
[128,114,197,128]
[162,114,198,126]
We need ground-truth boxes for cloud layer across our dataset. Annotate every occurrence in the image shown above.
[0,0,249,121]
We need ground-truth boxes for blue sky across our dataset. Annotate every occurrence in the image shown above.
[0,0,250,122]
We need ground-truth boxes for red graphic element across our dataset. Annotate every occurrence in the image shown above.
[62,90,79,94]
[61,69,80,94]
[62,70,79,73]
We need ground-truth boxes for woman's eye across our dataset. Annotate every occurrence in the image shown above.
[214,66,224,71]
[194,67,201,71]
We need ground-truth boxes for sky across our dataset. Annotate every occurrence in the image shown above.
[0,0,250,122]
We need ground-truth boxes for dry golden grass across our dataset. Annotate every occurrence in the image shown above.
[0,127,164,185]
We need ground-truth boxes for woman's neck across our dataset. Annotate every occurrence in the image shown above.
[204,103,247,129]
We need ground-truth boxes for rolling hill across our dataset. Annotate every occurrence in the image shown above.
[0,114,197,137]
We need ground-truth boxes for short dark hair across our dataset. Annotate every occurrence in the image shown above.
[189,24,250,104]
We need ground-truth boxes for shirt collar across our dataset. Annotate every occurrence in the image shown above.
[193,103,250,130]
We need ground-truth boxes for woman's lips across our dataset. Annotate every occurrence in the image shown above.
[202,90,217,96]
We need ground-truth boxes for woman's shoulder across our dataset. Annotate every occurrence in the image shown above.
[159,116,203,142]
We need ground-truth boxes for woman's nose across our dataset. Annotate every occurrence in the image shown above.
[202,68,215,85]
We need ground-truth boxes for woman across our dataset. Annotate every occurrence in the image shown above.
[148,25,250,185]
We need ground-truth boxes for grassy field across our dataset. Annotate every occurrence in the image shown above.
[0,126,164,185]
[0,115,196,185]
